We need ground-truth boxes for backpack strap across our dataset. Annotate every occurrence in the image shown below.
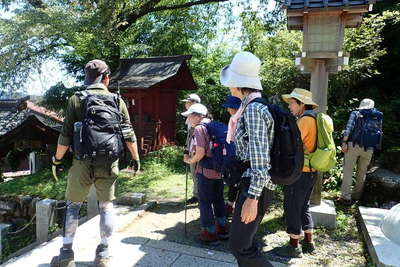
[250,97,268,106]
[300,112,318,171]
[75,90,89,101]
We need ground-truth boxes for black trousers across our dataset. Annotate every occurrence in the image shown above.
[283,172,317,235]
[229,178,273,267]
[227,184,238,203]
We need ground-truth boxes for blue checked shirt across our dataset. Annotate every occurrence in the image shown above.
[235,101,276,197]
[343,111,358,139]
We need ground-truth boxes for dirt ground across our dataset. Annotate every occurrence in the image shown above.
[119,200,370,266]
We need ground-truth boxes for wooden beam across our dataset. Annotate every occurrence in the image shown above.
[303,13,309,52]
[336,13,346,51]
[345,13,364,27]
[287,16,304,30]
[286,5,369,17]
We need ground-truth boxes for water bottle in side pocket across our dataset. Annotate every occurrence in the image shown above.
[73,121,83,159]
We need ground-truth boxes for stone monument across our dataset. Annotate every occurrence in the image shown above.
[283,0,376,206]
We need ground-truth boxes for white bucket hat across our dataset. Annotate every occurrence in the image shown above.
[220,51,263,90]
[282,88,319,108]
[358,98,374,110]
[181,93,201,103]
[181,103,208,117]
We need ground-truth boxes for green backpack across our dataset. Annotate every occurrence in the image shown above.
[303,112,337,172]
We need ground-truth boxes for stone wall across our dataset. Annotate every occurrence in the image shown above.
[364,167,400,207]
[0,196,40,225]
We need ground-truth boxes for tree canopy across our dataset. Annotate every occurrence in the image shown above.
[0,0,235,94]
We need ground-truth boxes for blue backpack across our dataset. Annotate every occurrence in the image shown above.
[351,108,383,150]
[197,121,237,174]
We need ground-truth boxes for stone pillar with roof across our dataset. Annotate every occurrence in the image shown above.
[284,0,376,205]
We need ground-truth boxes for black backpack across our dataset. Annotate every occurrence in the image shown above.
[73,91,124,166]
[250,98,304,185]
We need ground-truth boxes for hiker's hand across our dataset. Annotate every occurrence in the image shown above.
[341,142,348,153]
[241,198,258,224]
[183,154,191,164]
[51,156,63,181]
[129,159,140,172]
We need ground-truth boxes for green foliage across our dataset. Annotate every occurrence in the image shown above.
[1,224,35,261]
[323,153,344,192]
[40,82,81,115]
[0,168,68,199]
[142,145,186,173]
[0,0,228,93]
[0,145,186,200]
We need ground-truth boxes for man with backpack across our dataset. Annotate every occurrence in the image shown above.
[338,98,383,206]
[50,59,140,267]
[220,51,275,267]
[182,103,228,246]
[183,93,201,204]
[274,88,320,258]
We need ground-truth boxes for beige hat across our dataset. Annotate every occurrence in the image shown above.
[220,51,263,90]
[282,88,319,108]
[358,98,374,110]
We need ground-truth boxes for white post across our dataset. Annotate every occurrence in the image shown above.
[36,199,57,244]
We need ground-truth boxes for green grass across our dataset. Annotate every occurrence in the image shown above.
[0,168,68,199]
[116,168,191,201]
[0,146,188,201]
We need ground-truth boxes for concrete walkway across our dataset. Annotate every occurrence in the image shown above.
[1,203,286,267]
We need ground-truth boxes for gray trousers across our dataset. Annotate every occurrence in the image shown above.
[190,162,198,198]
[340,143,373,200]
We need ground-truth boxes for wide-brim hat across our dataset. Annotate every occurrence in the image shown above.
[282,88,319,108]
[220,51,263,91]
[222,95,241,109]
[181,103,208,117]
[358,98,374,110]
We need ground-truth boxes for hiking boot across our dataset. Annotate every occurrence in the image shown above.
[273,244,303,258]
[197,230,220,246]
[187,196,198,204]
[336,197,352,206]
[225,204,234,217]
[300,239,315,254]
[216,224,229,240]
[94,244,110,267]
[50,246,75,267]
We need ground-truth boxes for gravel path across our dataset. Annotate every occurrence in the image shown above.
[119,199,370,266]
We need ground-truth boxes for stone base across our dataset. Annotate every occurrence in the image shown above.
[359,206,400,267]
[115,193,146,206]
[309,199,336,229]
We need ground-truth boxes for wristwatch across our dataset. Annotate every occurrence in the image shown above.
[248,194,259,200]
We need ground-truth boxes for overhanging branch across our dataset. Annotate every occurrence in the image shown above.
[117,0,228,31]
[15,41,67,68]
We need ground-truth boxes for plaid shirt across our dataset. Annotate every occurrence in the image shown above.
[343,111,358,139]
[235,101,276,197]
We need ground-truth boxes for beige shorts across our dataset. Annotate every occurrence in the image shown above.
[65,159,119,202]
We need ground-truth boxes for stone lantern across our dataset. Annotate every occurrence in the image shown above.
[284,0,376,206]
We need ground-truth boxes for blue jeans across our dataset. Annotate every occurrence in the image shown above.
[197,173,226,229]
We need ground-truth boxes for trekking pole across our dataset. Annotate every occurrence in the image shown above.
[184,163,188,236]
